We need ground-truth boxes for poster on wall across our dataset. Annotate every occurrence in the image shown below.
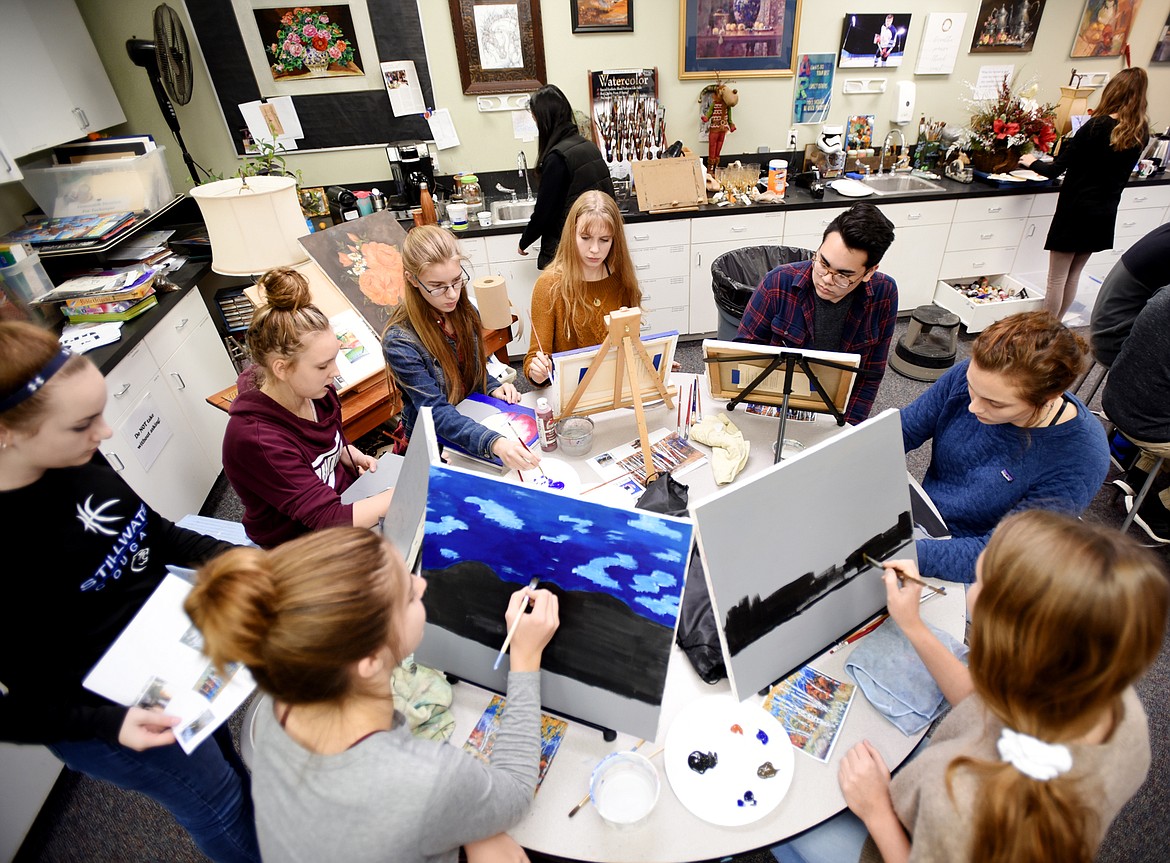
[1071,0,1143,58]
[914,12,967,74]
[837,13,913,69]
[970,1,1047,53]
[792,54,835,125]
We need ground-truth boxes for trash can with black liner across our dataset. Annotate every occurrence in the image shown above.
[710,245,815,341]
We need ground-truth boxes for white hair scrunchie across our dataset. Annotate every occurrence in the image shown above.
[996,727,1073,781]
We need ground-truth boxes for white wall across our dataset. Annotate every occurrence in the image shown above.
[2,0,1168,228]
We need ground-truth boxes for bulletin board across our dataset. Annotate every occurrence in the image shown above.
[186,0,435,154]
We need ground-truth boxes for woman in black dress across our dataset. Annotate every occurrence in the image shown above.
[517,84,614,269]
[1020,67,1148,320]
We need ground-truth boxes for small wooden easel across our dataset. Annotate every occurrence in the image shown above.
[558,307,676,471]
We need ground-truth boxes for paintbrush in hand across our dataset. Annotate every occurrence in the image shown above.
[506,422,546,477]
[492,577,539,670]
[862,553,947,596]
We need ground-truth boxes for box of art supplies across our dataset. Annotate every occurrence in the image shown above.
[20,146,175,218]
[932,274,1045,333]
[0,251,61,326]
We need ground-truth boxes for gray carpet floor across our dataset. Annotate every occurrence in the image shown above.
[16,322,1169,863]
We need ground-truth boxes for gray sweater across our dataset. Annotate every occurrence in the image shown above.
[252,672,541,863]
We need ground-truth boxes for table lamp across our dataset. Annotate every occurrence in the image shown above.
[190,175,310,276]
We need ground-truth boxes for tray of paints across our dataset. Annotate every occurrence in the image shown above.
[664,694,795,826]
[932,273,1046,333]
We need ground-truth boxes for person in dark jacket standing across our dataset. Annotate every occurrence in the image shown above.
[518,84,615,269]
[1020,67,1149,320]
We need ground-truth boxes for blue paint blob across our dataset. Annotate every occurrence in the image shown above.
[548,480,565,489]
[737,799,745,807]
[756,729,769,745]
[744,790,757,806]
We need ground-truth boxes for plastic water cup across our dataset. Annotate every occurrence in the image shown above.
[589,751,660,827]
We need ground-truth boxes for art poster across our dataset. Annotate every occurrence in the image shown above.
[792,54,835,125]
[412,437,693,740]
[846,114,875,152]
[691,410,914,700]
[463,695,568,789]
[1071,0,1142,58]
[970,1,1047,53]
[763,665,856,762]
[298,211,408,334]
[837,13,913,68]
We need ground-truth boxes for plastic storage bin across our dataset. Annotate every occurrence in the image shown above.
[19,146,175,218]
[932,274,1045,333]
[0,252,60,325]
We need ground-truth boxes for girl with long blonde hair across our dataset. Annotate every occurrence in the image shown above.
[524,190,642,385]
[383,225,536,471]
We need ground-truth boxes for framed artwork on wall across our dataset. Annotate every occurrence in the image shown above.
[1071,0,1142,58]
[1154,11,1170,62]
[448,0,547,95]
[970,0,1047,54]
[679,0,803,79]
[837,13,913,69]
[572,0,633,34]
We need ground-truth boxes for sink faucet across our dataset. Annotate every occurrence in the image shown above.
[495,182,517,202]
[518,151,533,200]
[855,158,871,178]
[878,130,905,176]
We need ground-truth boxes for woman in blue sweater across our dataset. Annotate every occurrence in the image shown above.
[901,312,1109,583]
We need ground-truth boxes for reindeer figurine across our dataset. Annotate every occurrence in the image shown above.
[699,76,739,170]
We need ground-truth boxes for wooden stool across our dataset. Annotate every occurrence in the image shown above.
[889,305,961,382]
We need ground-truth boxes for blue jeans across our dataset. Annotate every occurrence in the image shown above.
[49,725,259,863]
[771,808,869,863]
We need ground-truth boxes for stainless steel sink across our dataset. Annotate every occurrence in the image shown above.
[489,198,537,225]
[862,174,947,195]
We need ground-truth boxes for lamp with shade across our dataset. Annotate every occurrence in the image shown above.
[189,175,310,276]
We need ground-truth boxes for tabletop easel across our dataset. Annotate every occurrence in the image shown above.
[559,307,677,471]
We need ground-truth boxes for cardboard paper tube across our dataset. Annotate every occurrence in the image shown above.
[473,275,512,329]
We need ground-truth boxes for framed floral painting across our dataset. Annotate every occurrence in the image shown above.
[679,0,803,79]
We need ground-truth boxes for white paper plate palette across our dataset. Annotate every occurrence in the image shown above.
[664,694,795,826]
[507,457,580,495]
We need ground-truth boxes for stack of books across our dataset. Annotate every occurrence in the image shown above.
[3,212,137,247]
[43,267,160,323]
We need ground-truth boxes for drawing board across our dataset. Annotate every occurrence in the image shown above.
[551,328,678,417]
[690,409,914,701]
[381,409,441,571]
[407,409,694,740]
[702,339,859,416]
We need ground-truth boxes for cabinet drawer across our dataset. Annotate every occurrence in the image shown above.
[784,206,851,237]
[144,290,209,365]
[484,232,534,263]
[103,343,158,424]
[624,219,690,250]
[1115,207,1163,238]
[631,243,689,279]
[953,195,1032,222]
[689,210,785,244]
[946,218,1026,252]
[459,236,489,269]
[937,247,1018,280]
[640,304,689,336]
[878,199,956,228]
[1119,186,1170,210]
[639,274,689,309]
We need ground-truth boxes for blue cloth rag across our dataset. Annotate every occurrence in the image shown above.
[844,620,968,735]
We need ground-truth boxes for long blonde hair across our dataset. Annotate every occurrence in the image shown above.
[547,191,641,334]
[386,225,485,404]
[947,510,1168,863]
[1094,66,1149,151]
[245,267,331,388]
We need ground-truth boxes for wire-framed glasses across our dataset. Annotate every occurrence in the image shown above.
[415,266,470,296]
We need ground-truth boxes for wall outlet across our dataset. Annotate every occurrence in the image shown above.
[787,129,798,148]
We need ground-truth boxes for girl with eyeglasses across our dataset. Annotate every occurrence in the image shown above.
[0,321,259,862]
[221,267,395,548]
[524,190,642,385]
[384,225,537,471]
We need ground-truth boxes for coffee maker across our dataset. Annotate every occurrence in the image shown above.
[385,141,436,208]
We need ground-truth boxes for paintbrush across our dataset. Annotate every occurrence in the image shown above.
[862,553,947,596]
[533,329,554,384]
[493,577,539,670]
[567,739,646,817]
[506,422,546,477]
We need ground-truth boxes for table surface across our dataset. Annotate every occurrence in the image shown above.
[445,373,965,862]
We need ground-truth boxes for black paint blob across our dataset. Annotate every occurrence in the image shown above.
[687,750,718,773]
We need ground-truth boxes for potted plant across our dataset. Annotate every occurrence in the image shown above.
[963,74,1057,174]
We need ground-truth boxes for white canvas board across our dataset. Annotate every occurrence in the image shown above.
[691,410,915,701]
[381,408,440,571]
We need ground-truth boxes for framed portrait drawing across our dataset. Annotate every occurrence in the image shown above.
[679,0,803,79]
[970,1,1047,53]
[448,0,547,95]
[572,0,633,34]
[1071,0,1142,58]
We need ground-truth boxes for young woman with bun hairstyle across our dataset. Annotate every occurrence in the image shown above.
[900,311,1109,583]
[796,511,1167,863]
[0,321,258,862]
[221,267,393,548]
[383,225,538,472]
[524,190,642,385]
[186,527,559,863]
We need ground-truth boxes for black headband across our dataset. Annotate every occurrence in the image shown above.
[0,348,72,412]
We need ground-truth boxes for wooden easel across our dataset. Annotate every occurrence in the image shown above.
[558,307,676,470]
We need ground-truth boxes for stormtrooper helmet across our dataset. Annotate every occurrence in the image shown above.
[817,125,844,154]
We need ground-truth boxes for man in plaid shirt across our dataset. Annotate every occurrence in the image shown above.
[736,203,898,425]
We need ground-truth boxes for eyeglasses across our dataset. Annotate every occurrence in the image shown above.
[813,252,864,288]
[413,267,469,296]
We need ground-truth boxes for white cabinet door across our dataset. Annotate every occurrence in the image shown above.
[877,223,951,311]
[690,239,767,336]
[0,131,23,183]
[159,316,237,475]
[1013,216,1054,276]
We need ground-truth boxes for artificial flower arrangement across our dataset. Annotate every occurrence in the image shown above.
[267,7,356,75]
[963,74,1058,156]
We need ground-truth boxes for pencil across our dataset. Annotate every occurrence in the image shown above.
[492,577,539,670]
[862,553,947,596]
[568,739,646,817]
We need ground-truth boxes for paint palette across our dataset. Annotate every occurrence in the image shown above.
[664,694,794,826]
[509,457,581,495]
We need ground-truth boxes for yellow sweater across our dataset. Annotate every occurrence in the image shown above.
[523,271,633,383]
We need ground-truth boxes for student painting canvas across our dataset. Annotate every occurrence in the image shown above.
[406,411,693,739]
[692,409,914,700]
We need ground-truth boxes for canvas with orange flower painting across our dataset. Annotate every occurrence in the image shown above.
[299,210,409,335]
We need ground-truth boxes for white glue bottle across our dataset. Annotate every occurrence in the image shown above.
[536,398,558,452]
